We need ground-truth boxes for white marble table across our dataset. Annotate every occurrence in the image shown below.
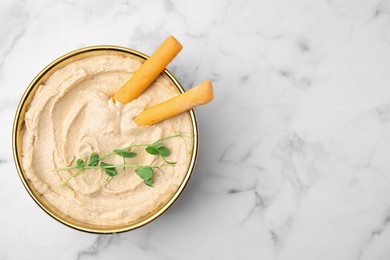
[1,0,390,259]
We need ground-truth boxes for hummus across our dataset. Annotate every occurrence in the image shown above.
[22,54,193,226]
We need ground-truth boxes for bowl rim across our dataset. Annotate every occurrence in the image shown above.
[12,45,199,234]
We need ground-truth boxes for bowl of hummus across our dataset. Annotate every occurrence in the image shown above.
[12,46,198,233]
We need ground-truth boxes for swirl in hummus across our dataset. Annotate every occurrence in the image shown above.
[22,54,193,226]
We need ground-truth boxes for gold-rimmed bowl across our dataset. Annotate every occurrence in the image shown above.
[12,46,198,233]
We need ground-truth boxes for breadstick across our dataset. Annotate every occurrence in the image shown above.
[134,80,213,126]
[113,36,183,104]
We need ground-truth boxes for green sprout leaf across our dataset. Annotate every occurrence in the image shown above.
[135,166,153,180]
[145,146,159,155]
[100,162,117,176]
[158,147,170,157]
[144,178,153,187]
[75,159,85,168]
[113,149,137,158]
[146,141,171,158]
[88,152,99,166]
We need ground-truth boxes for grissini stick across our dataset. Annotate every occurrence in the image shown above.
[113,36,183,104]
[134,80,213,126]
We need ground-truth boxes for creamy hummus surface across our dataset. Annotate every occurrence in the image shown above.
[22,54,193,226]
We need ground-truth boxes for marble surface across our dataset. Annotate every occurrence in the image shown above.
[1,0,390,259]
